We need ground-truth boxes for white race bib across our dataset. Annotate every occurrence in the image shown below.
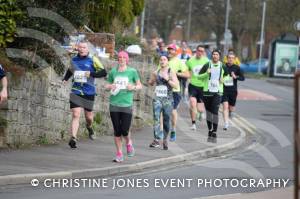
[155,85,168,97]
[74,71,87,83]
[192,65,203,75]
[114,76,129,90]
[224,76,234,86]
[208,79,219,92]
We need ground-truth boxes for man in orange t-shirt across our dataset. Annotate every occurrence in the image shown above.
[176,40,192,56]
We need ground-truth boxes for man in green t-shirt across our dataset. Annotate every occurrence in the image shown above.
[166,44,189,142]
[186,45,209,130]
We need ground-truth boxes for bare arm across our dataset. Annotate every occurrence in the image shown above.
[168,71,179,90]
[0,76,8,103]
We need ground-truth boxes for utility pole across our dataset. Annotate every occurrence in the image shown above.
[258,0,266,74]
[186,0,193,41]
[223,0,230,55]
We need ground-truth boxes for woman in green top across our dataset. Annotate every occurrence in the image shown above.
[199,49,228,141]
[105,51,142,162]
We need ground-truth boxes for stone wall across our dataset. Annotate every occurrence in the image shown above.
[0,58,155,148]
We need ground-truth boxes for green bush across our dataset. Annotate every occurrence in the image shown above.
[0,0,23,47]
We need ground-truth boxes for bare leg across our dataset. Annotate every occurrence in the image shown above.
[70,107,81,138]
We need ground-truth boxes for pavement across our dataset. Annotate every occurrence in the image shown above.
[0,102,294,198]
[266,77,293,87]
[0,103,245,186]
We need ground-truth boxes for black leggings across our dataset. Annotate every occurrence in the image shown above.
[109,105,133,137]
[203,94,221,132]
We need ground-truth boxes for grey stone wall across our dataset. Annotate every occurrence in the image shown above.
[0,58,155,148]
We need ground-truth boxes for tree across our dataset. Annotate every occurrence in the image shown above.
[267,0,300,35]
[145,0,300,60]
[85,0,145,33]
[145,0,188,41]
[16,0,87,41]
[0,0,23,47]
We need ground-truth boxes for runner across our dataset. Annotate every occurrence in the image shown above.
[63,41,107,148]
[223,49,241,66]
[167,44,189,142]
[0,64,8,104]
[156,41,168,57]
[222,53,245,130]
[176,40,193,56]
[178,47,191,102]
[186,45,209,130]
[198,49,228,141]
[105,51,142,163]
[148,55,179,150]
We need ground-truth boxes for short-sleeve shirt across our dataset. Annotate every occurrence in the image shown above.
[186,56,209,88]
[0,64,6,80]
[168,57,188,92]
[107,66,140,107]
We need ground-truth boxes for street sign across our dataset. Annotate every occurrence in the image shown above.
[294,21,300,31]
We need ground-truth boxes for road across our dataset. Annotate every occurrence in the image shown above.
[0,78,294,199]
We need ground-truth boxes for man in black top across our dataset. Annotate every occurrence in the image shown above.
[222,53,245,130]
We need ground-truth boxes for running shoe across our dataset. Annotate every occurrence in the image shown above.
[211,132,217,138]
[113,153,124,163]
[127,144,135,157]
[149,140,160,148]
[190,124,197,130]
[223,122,229,131]
[170,131,176,142]
[86,125,95,140]
[68,136,77,149]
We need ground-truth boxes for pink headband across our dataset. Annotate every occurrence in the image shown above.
[118,51,129,64]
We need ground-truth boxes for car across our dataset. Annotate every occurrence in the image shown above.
[240,58,269,74]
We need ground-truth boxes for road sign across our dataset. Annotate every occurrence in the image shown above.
[294,21,300,31]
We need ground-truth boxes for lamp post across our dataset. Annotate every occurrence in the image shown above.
[223,0,230,55]
[186,0,193,41]
[140,8,145,41]
[258,0,266,74]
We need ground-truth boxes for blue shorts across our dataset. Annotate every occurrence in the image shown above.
[172,92,182,109]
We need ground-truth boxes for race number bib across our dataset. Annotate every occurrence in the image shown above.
[224,76,234,86]
[208,79,219,92]
[192,65,203,75]
[74,71,87,83]
[114,76,129,89]
[155,85,168,97]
